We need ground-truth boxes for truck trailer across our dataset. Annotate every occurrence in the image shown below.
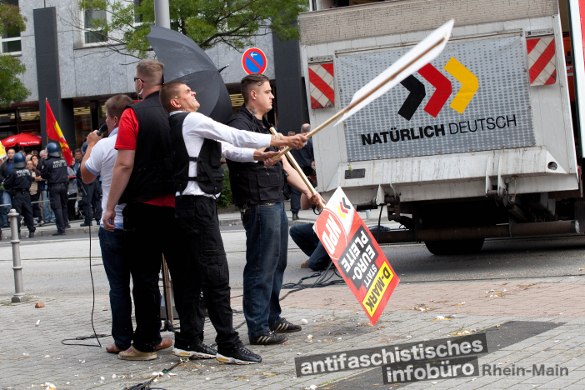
[300,0,585,254]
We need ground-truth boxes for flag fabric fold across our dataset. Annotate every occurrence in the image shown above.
[45,100,73,166]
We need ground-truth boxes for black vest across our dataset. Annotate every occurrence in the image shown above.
[225,107,285,206]
[169,112,224,195]
[40,156,68,184]
[119,91,174,204]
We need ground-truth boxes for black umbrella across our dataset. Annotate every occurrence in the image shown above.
[146,25,233,124]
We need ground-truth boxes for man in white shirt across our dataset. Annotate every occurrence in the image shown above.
[159,81,307,364]
[80,95,172,355]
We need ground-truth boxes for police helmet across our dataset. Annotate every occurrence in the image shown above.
[46,142,61,158]
[13,153,26,169]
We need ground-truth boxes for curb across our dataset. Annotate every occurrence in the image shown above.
[218,218,315,227]
[2,226,99,239]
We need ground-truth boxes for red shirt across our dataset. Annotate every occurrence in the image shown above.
[115,109,175,208]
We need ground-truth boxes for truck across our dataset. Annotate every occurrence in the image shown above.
[299,0,585,254]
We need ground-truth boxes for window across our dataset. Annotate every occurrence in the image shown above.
[134,0,143,23]
[1,0,22,55]
[83,1,107,44]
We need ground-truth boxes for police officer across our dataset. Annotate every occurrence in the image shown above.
[40,143,69,236]
[3,153,35,238]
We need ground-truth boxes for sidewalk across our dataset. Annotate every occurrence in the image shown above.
[1,275,584,389]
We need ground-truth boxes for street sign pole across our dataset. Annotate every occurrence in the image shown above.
[154,0,170,29]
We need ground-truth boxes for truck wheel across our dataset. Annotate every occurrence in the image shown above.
[424,239,485,255]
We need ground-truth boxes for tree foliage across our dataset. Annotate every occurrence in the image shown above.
[79,0,307,58]
[0,3,30,108]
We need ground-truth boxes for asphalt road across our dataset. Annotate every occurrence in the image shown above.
[1,229,585,298]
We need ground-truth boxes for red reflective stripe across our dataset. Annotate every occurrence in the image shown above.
[530,39,556,84]
[311,96,323,109]
[545,69,557,85]
[526,38,540,54]
[309,67,335,104]
[321,63,334,76]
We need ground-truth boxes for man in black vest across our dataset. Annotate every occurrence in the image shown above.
[102,60,181,361]
[160,81,307,363]
[226,74,322,345]
[40,143,70,236]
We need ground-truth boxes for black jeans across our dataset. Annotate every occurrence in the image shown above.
[174,196,240,352]
[49,184,68,233]
[123,202,184,352]
[30,192,42,221]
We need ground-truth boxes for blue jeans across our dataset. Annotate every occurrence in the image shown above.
[242,201,288,337]
[41,190,55,222]
[1,190,11,226]
[290,223,332,271]
[98,227,140,350]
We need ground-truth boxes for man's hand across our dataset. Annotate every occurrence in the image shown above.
[270,134,308,150]
[86,130,103,148]
[306,191,325,207]
[253,150,281,166]
[102,208,116,232]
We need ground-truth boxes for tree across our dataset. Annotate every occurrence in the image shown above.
[0,2,30,108]
[78,0,307,58]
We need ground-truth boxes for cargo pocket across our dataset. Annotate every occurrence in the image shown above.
[257,172,280,201]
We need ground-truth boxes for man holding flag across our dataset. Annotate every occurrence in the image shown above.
[42,100,74,236]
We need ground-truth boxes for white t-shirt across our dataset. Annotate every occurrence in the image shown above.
[172,111,272,198]
[85,128,125,229]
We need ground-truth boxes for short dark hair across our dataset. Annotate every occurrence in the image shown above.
[74,148,82,155]
[159,81,186,113]
[241,73,269,103]
[104,94,134,120]
[136,59,164,85]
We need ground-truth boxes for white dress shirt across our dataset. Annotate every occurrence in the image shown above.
[170,111,272,198]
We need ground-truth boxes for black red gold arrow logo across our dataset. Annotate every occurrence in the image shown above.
[418,64,452,118]
[337,197,351,219]
[396,58,478,120]
[398,75,426,121]
[443,58,479,114]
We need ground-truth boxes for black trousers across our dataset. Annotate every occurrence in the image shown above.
[123,202,185,352]
[49,184,68,233]
[12,190,35,233]
[31,192,41,221]
[174,195,240,352]
[82,181,102,224]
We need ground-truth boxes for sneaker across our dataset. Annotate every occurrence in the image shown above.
[173,342,216,359]
[65,224,72,229]
[80,222,92,227]
[249,330,288,345]
[216,344,262,364]
[118,346,156,361]
[52,231,66,236]
[300,260,309,269]
[292,212,299,221]
[270,317,302,333]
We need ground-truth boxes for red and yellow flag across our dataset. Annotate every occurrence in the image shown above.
[46,100,73,166]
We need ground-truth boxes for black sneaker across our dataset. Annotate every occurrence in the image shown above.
[52,231,66,236]
[173,342,216,359]
[249,330,288,345]
[216,344,262,364]
[270,317,302,333]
